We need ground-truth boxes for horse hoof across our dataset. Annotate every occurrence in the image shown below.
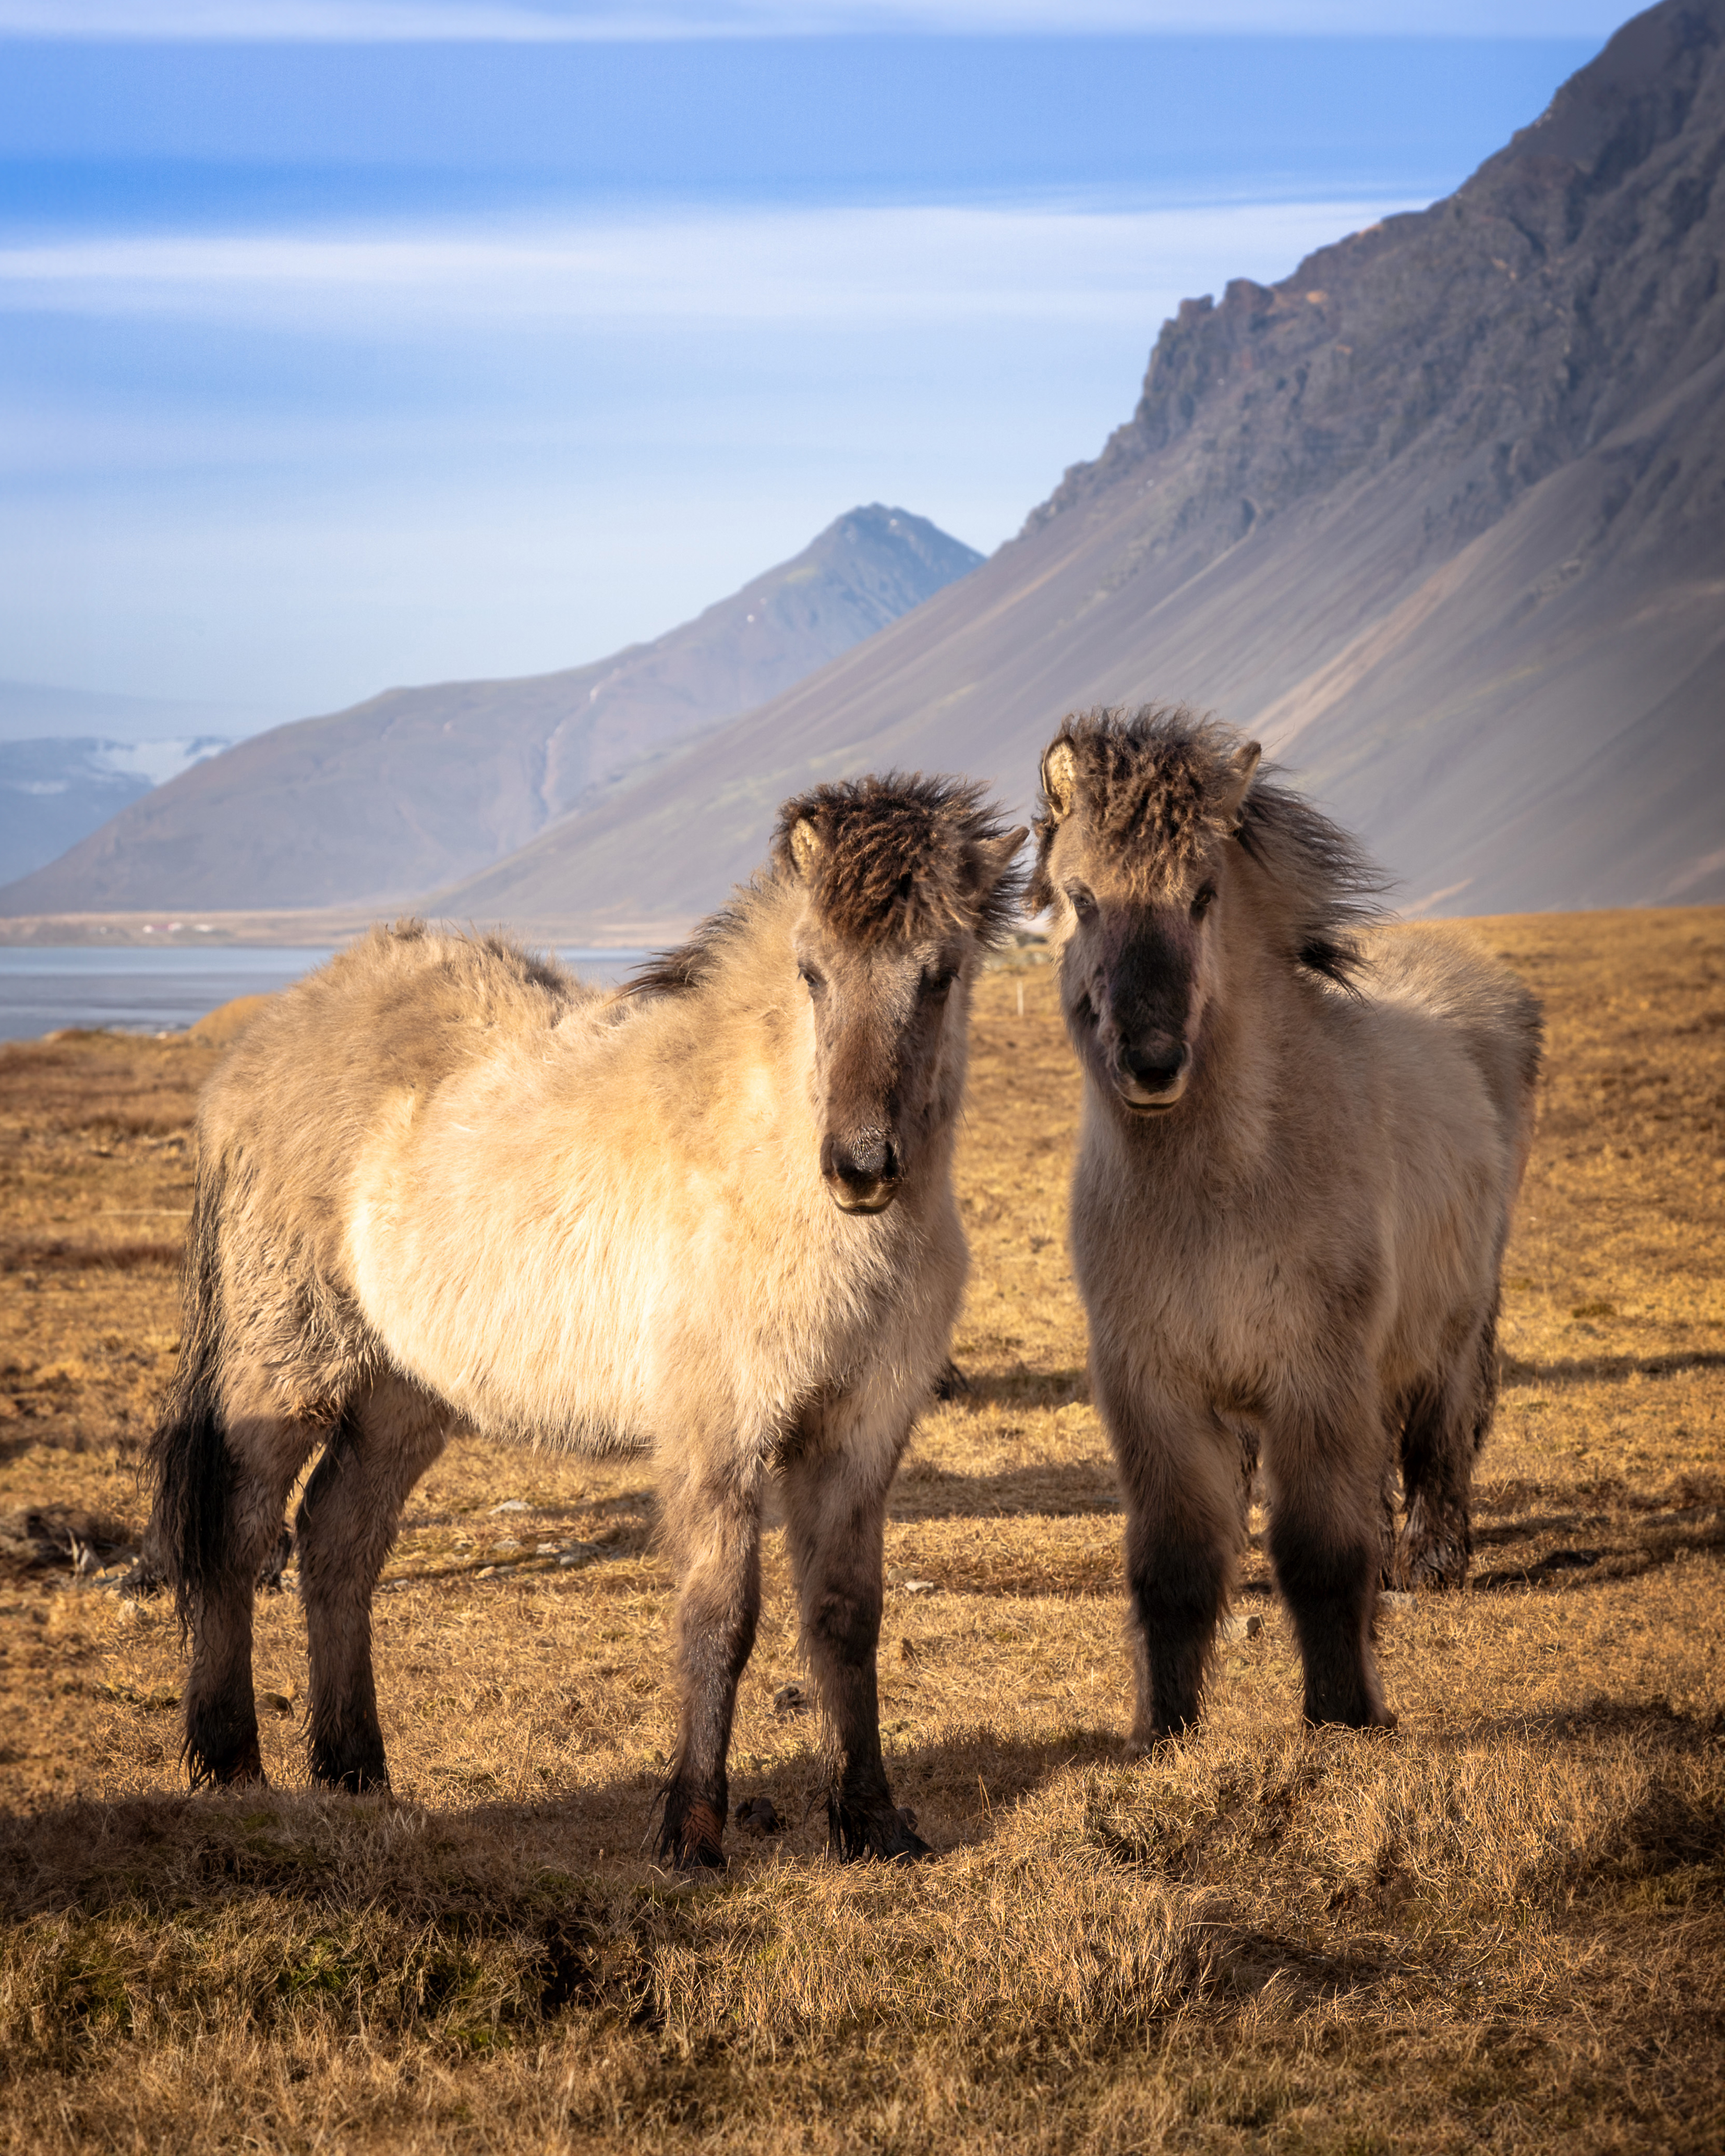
[310,1746,391,1795]
[829,1803,932,1864]
[1125,1723,1190,1759]
[1304,1709,1398,1734]
[660,1796,727,1871]
[192,1760,268,1790]
[188,1729,266,1789]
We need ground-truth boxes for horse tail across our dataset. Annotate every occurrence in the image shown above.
[147,1152,233,1633]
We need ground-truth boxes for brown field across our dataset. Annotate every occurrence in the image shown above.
[1,907,1721,2153]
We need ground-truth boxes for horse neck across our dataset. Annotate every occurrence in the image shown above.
[681,881,823,1157]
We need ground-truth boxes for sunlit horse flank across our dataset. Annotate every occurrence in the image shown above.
[148,774,1025,1868]
[1033,707,1541,1742]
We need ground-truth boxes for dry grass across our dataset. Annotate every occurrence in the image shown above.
[0,906,1720,2152]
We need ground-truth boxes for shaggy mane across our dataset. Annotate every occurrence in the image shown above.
[1031,705,1388,988]
[773,772,1023,949]
[624,892,759,999]
[625,773,1022,997]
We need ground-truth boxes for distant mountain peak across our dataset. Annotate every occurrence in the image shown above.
[0,505,981,912]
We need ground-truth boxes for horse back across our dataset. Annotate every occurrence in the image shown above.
[1357,924,1542,1177]
[195,922,596,1307]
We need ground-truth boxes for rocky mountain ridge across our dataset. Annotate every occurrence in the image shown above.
[435,0,1723,932]
[0,735,231,886]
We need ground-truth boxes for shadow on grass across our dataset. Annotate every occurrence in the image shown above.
[1503,1348,1725,1384]
[943,1364,1090,1410]
[15,1699,1718,1924]
[0,1239,182,1274]
[889,1460,1120,1523]
[0,1725,1130,1924]
[1470,1507,1724,1592]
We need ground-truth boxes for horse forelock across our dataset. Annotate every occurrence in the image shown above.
[1030,705,1241,907]
[1032,704,1388,981]
[774,772,1021,949]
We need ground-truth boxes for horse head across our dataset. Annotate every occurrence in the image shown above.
[1031,710,1261,1119]
[777,777,1026,1213]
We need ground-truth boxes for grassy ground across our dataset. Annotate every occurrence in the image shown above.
[0,907,1720,2153]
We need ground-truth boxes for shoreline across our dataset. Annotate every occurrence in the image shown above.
[0,909,698,951]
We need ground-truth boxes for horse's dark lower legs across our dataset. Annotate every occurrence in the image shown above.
[1393,1382,1474,1590]
[182,1412,319,1786]
[1112,1407,1241,1745]
[657,1456,763,1868]
[780,1424,925,1862]
[1394,1302,1497,1590]
[296,1382,447,1793]
[1266,1416,1392,1729]
[185,1572,267,1787]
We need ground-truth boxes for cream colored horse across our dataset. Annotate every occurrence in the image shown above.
[150,775,1023,1866]
[1032,708,1540,1741]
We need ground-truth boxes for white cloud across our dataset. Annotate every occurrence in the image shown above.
[0,197,1418,331]
[0,2,1632,40]
[0,190,1426,706]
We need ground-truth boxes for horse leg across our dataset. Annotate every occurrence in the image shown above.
[656,1452,763,1868]
[296,1378,448,1793]
[1395,1299,1497,1590]
[182,1406,321,1787]
[780,1410,926,1862]
[1105,1385,1241,1746]
[1393,1379,1474,1590]
[1265,1396,1393,1729]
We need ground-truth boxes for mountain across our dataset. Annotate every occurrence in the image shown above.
[0,507,981,917]
[439,0,1724,934]
[0,736,232,886]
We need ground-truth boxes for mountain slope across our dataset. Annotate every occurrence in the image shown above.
[440,0,1724,932]
[0,507,979,916]
[0,735,231,886]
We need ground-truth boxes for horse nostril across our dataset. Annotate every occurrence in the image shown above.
[824,1132,894,1188]
[1121,1041,1188,1094]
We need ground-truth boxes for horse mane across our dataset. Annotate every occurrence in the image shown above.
[1032,705,1388,989]
[1235,775,1390,990]
[624,891,760,999]
[628,774,1022,997]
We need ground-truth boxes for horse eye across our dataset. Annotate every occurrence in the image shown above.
[1191,883,1217,922]
[1066,882,1097,920]
[798,964,826,998]
[922,968,957,1000]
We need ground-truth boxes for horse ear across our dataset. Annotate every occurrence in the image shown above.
[1218,741,1261,827]
[974,826,1029,892]
[1041,739,1078,821]
[789,818,824,880]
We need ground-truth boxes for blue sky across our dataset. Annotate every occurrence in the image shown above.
[0,4,1620,728]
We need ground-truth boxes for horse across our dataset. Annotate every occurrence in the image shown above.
[1030,707,1540,1741]
[148,774,1025,1867]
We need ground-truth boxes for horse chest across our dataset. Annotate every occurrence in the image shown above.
[1078,1142,1331,1385]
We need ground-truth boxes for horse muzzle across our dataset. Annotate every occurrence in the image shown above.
[826,1176,900,1215]
[1112,1038,1190,1113]
[821,1130,901,1214]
